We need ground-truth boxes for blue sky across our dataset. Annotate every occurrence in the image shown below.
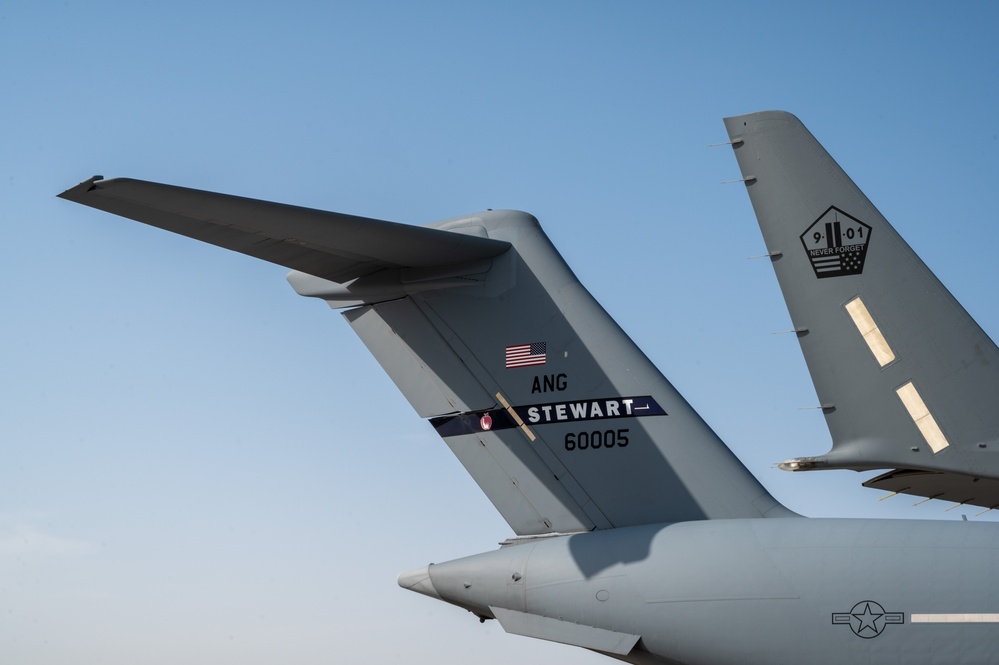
[3,2,999,663]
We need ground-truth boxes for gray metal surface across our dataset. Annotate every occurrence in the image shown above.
[863,468,999,509]
[331,208,789,533]
[58,177,511,283]
[490,607,641,656]
[724,111,999,505]
[413,518,999,664]
[344,298,495,417]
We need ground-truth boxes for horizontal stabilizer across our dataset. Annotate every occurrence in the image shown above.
[58,177,510,283]
[863,469,999,511]
[725,112,999,501]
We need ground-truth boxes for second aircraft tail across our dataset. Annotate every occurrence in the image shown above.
[725,111,999,508]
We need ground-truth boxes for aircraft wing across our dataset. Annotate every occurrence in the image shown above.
[725,111,999,509]
[58,176,511,283]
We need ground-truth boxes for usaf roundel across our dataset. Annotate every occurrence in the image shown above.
[800,206,872,279]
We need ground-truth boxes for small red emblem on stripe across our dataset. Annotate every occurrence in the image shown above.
[480,414,493,431]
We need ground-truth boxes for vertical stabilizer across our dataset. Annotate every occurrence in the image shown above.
[318,210,791,533]
[724,112,999,498]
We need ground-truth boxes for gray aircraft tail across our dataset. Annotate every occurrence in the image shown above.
[725,112,999,508]
[60,176,790,535]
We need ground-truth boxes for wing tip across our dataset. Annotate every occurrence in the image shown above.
[722,111,805,141]
[57,175,106,201]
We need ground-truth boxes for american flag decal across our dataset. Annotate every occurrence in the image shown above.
[505,342,547,368]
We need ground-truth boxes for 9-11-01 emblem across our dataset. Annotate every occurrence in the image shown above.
[800,206,872,279]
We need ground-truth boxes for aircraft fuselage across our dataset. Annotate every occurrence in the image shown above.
[404,518,999,664]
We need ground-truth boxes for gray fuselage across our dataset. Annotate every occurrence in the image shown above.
[414,518,999,664]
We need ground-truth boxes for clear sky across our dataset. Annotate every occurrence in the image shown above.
[3,1,999,663]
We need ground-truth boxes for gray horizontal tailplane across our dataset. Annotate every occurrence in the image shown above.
[58,177,510,283]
